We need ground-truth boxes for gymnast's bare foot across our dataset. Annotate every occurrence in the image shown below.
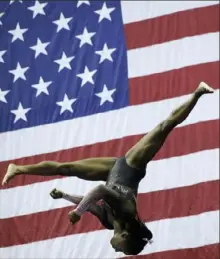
[196,82,215,95]
[2,164,18,186]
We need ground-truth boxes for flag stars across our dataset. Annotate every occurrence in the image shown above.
[94,3,115,23]
[11,102,31,123]
[95,85,116,106]
[31,77,52,97]
[76,66,97,87]
[30,38,50,58]
[0,88,10,103]
[95,43,116,64]
[0,13,4,25]
[28,1,47,19]
[9,62,29,83]
[9,0,22,4]
[0,50,7,63]
[8,23,28,43]
[54,52,74,72]
[76,27,96,48]
[53,12,73,33]
[77,0,90,8]
[56,94,77,114]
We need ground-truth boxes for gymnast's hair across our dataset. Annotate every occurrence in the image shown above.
[125,225,153,255]
[124,236,148,255]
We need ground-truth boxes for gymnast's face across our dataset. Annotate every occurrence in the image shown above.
[110,232,131,254]
[110,231,147,255]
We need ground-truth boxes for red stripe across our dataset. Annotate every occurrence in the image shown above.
[129,62,220,105]
[0,120,219,189]
[124,244,220,259]
[0,180,218,247]
[124,4,220,50]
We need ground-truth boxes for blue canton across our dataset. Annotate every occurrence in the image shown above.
[0,1,129,133]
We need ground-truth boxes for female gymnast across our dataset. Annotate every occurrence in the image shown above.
[50,187,153,255]
[2,82,215,255]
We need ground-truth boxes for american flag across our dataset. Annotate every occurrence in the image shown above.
[0,1,219,258]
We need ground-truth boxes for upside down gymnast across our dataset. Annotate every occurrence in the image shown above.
[2,82,214,255]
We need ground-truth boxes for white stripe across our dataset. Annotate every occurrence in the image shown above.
[121,1,219,24]
[0,87,219,162]
[140,149,220,192]
[1,149,218,218]
[127,33,219,78]
[0,211,218,258]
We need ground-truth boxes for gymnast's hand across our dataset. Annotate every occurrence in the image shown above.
[68,211,81,225]
[50,188,63,199]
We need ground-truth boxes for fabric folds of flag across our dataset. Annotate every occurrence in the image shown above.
[0,1,219,258]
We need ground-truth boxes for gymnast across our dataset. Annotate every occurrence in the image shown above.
[2,82,214,255]
[50,187,153,254]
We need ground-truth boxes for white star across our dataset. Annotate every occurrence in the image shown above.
[53,13,72,33]
[8,23,28,43]
[0,88,10,103]
[54,52,74,72]
[30,38,50,58]
[0,50,6,63]
[56,94,76,114]
[9,62,29,83]
[76,66,97,87]
[10,0,22,4]
[95,43,116,64]
[11,102,31,123]
[31,77,52,97]
[28,1,47,19]
[75,27,96,48]
[94,3,115,23]
[0,13,4,25]
[77,0,90,8]
[95,85,116,106]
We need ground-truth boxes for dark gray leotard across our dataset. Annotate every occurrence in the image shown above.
[103,157,146,220]
[106,157,146,196]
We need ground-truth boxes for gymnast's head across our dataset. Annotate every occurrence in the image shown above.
[110,231,148,255]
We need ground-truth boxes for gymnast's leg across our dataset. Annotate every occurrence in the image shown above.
[2,157,117,186]
[125,82,214,169]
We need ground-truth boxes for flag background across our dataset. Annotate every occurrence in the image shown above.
[0,1,219,258]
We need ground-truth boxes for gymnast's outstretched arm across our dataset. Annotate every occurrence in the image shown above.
[68,184,136,226]
[50,188,97,212]
[70,185,121,216]
[50,188,114,229]
[2,157,117,186]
